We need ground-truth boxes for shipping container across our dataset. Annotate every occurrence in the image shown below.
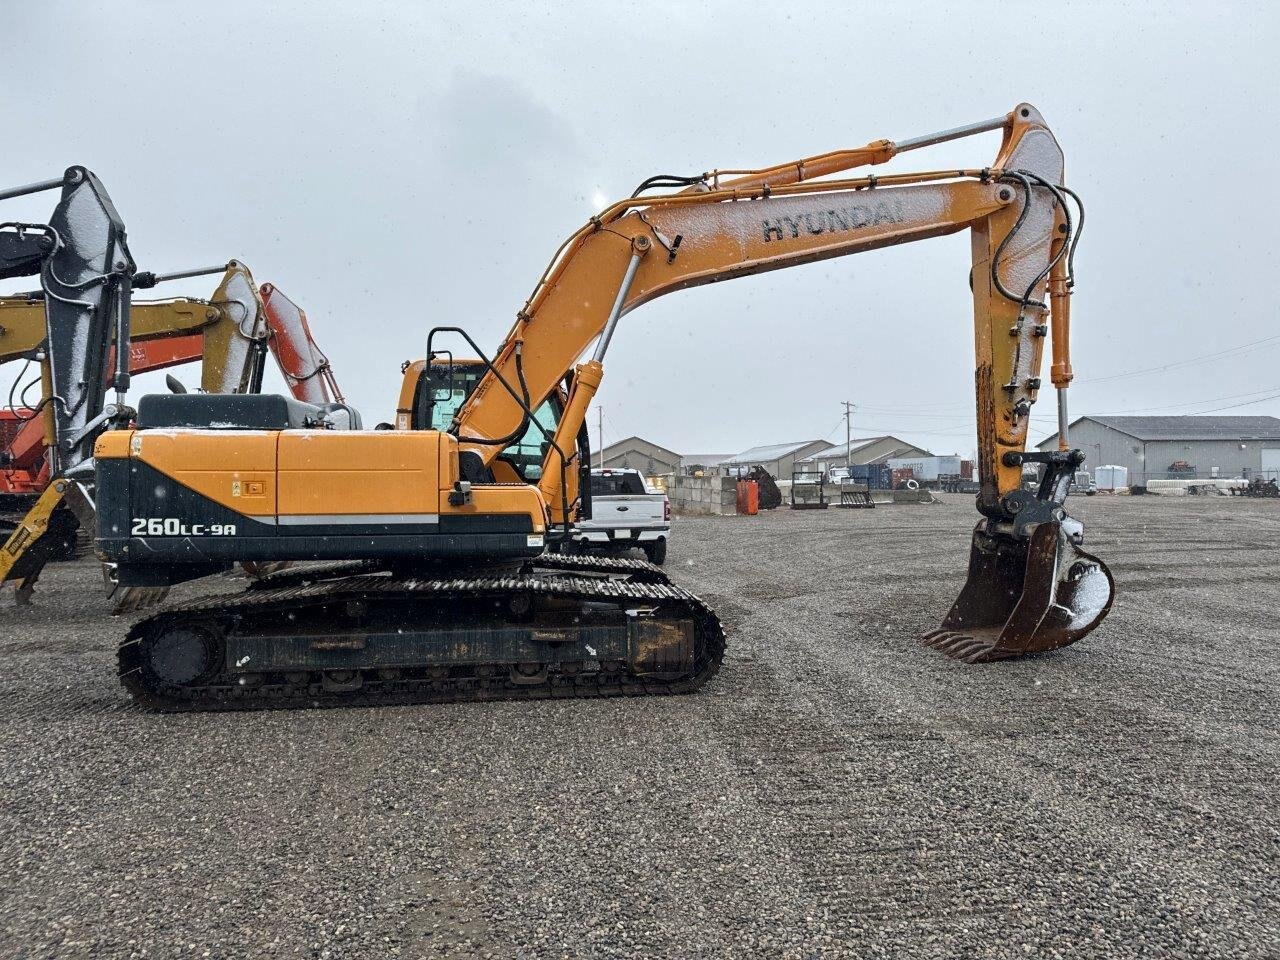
[886,456,963,483]
[846,463,893,489]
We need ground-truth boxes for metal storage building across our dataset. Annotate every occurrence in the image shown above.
[598,436,681,476]
[1036,416,1280,485]
[718,440,830,479]
[796,436,932,475]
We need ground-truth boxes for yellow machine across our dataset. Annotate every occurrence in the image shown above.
[0,261,269,603]
[97,104,1114,710]
[0,260,268,390]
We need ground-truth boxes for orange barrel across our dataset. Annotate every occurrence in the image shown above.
[736,479,759,515]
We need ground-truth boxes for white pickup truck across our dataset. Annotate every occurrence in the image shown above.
[570,468,670,564]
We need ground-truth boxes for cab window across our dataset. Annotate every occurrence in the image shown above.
[413,364,484,431]
[590,472,647,496]
[414,364,562,482]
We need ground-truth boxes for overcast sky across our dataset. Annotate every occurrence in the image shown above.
[6,1,1278,457]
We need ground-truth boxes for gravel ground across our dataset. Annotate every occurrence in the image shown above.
[1,494,1277,959]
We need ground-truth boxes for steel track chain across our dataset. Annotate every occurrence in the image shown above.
[522,552,671,582]
[119,569,723,712]
[243,553,670,592]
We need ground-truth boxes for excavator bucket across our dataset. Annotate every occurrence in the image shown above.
[921,521,1114,663]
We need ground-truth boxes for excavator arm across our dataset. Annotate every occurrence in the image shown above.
[449,103,1110,661]
[128,260,269,394]
[259,283,344,405]
[0,167,135,600]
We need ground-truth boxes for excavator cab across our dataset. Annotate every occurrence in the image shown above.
[399,353,588,491]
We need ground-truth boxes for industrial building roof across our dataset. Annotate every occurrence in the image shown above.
[719,439,826,467]
[680,453,735,467]
[796,437,887,461]
[798,436,930,460]
[598,436,681,461]
[1040,415,1280,446]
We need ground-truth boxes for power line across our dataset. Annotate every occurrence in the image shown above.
[850,407,1057,424]
[845,420,980,437]
[1094,384,1280,415]
[1182,391,1280,415]
[1078,334,1280,385]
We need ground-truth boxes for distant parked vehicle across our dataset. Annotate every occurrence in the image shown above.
[1072,470,1098,495]
[568,468,670,564]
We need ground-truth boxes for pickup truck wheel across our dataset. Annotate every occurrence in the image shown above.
[643,539,667,565]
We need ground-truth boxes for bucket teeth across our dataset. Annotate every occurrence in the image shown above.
[919,629,998,663]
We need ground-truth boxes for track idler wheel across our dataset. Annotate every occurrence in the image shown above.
[141,622,222,686]
[921,520,1114,663]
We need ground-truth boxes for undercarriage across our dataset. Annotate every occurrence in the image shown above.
[119,554,725,711]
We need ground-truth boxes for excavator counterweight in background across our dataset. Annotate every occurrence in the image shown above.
[94,104,1113,710]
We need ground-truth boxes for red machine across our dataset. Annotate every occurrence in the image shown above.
[2,271,344,595]
[260,283,344,405]
[2,338,205,503]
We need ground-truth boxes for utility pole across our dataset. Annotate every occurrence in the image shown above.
[843,400,856,470]
[597,405,604,468]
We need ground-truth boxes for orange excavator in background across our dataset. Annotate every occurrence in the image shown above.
[1,239,346,601]
[0,257,270,601]
[260,283,345,407]
[94,103,1114,710]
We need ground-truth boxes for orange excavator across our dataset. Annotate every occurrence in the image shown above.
[259,283,346,407]
[1,243,345,601]
[94,104,1113,710]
